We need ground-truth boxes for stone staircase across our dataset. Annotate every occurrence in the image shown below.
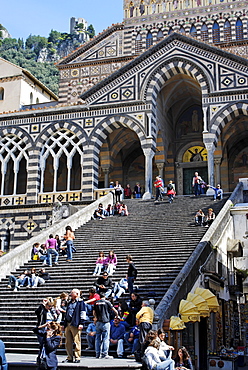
[0,195,228,356]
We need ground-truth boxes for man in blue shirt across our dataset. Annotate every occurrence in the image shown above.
[208,184,223,201]
[110,317,126,358]
[86,316,97,350]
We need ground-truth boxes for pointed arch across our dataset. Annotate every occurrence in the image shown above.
[210,103,248,145]
[143,58,210,107]
[190,25,197,38]
[0,129,31,196]
[135,33,143,53]
[90,115,148,154]
[38,121,86,193]
[179,26,186,35]
[157,30,164,41]
[146,31,153,49]
[236,18,243,40]
[212,21,220,43]
[201,23,209,42]
[224,19,232,42]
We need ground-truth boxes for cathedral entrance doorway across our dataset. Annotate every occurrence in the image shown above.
[183,167,208,195]
[99,127,145,193]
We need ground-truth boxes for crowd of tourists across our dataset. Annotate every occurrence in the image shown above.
[5,175,214,369]
[23,245,193,370]
[92,202,128,220]
[7,225,76,292]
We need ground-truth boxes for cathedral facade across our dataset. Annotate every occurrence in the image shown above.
[0,0,247,248]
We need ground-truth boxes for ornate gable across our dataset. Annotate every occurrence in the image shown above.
[57,24,124,66]
[80,33,248,106]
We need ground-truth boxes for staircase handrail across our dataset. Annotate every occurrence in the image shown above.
[0,192,114,282]
[154,182,243,328]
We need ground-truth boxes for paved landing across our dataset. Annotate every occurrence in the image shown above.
[6,353,142,369]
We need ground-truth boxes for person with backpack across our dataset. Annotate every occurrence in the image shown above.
[166,181,176,203]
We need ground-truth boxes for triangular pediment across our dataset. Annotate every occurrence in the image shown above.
[0,57,23,78]
[80,33,248,106]
[57,24,124,66]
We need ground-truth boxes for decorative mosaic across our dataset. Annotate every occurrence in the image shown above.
[68,193,80,202]
[61,70,70,79]
[71,69,79,77]
[15,197,24,205]
[219,65,248,90]
[84,118,94,127]
[31,124,40,133]
[23,219,38,234]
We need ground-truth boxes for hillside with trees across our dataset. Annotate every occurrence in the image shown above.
[0,24,95,95]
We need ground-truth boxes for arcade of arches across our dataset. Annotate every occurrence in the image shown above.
[0,79,248,198]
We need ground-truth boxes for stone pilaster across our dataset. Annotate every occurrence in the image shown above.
[26,148,40,204]
[143,147,155,199]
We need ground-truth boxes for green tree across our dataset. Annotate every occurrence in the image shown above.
[48,29,61,45]
[75,23,85,32]
[25,35,48,58]
[1,38,19,50]
[87,24,95,38]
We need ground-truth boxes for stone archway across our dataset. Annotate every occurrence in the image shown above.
[99,127,145,193]
[210,102,248,146]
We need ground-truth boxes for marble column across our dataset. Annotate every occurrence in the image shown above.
[214,158,222,186]
[205,142,216,186]
[175,162,183,195]
[101,165,112,188]
[143,147,155,199]
[156,162,165,179]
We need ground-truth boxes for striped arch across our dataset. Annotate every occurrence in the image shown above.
[89,115,148,154]
[82,115,154,199]
[37,120,87,148]
[34,121,88,199]
[0,127,32,172]
[0,127,32,150]
[143,58,210,106]
[210,102,248,145]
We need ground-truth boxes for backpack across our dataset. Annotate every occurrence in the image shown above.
[167,183,173,190]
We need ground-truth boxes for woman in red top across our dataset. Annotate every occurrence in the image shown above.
[154,176,163,202]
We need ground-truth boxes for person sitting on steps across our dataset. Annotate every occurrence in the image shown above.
[205,208,215,228]
[93,251,106,276]
[194,209,205,226]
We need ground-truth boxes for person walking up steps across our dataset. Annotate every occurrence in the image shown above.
[64,226,75,262]
[126,255,138,294]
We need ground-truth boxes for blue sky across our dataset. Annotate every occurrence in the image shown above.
[1,0,123,40]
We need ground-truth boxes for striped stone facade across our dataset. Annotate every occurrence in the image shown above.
[0,0,247,248]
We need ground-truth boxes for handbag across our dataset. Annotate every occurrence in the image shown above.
[38,357,48,370]
[38,345,48,370]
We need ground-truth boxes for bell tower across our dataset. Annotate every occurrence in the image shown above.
[123,0,248,59]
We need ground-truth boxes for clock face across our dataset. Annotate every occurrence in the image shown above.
[183,146,208,162]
